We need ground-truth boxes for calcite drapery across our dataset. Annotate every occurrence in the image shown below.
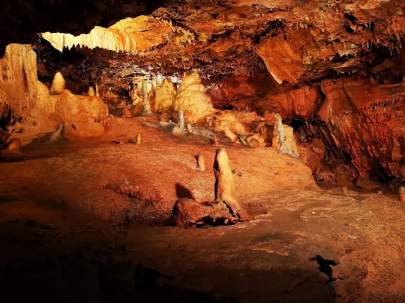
[42,16,193,53]
[0,44,38,116]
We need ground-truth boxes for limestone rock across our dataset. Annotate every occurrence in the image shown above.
[50,72,65,95]
[318,77,405,178]
[207,110,252,143]
[153,79,176,112]
[55,90,108,124]
[54,90,108,138]
[214,148,249,219]
[257,86,320,119]
[64,121,105,139]
[173,70,214,123]
[272,113,299,157]
[88,86,96,96]
[0,44,38,116]
[41,16,193,53]
[172,199,236,227]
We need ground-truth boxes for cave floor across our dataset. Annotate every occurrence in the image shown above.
[0,117,404,303]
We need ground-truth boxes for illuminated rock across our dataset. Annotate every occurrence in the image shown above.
[197,152,206,172]
[54,90,109,138]
[88,86,95,96]
[272,113,299,157]
[174,70,214,123]
[214,148,249,220]
[0,44,38,116]
[41,16,193,53]
[318,77,405,178]
[50,72,65,95]
[153,79,176,113]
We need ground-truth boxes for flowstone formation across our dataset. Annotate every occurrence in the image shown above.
[0,44,110,146]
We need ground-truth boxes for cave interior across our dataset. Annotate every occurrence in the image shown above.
[0,1,404,302]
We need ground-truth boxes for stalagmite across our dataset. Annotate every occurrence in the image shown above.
[178,111,185,131]
[95,84,100,97]
[342,186,349,196]
[186,123,193,134]
[400,187,405,203]
[172,111,186,135]
[88,86,95,96]
[213,148,245,219]
[197,153,205,172]
[136,133,142,145]
[48,124,64,142]
[272,113,299,157]
[50,72,65,95]
[141,79,151,116]
[172,147,249,227]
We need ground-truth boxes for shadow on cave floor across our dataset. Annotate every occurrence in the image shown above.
[0,216,337,303]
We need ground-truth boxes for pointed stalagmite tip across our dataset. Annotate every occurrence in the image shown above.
[50,72,65,95]
[88,86,96,96]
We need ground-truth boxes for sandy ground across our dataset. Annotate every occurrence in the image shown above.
[0,117,404,303]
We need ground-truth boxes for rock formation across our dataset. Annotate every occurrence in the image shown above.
[272,113,299,157]
[400,187,405,203]
[173,71,214,123]
[173,148,249,227]
[88,86,96,96]
[315,77,405,179]
[41,16,193,53]
[141,78,152,116]
[136,133,142,145]
[153,79,176,113]
[196,153,205,172]
[55,90,109,138]
[0,44,37,118]
[50,72,65,95]
[213,148,248,219]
